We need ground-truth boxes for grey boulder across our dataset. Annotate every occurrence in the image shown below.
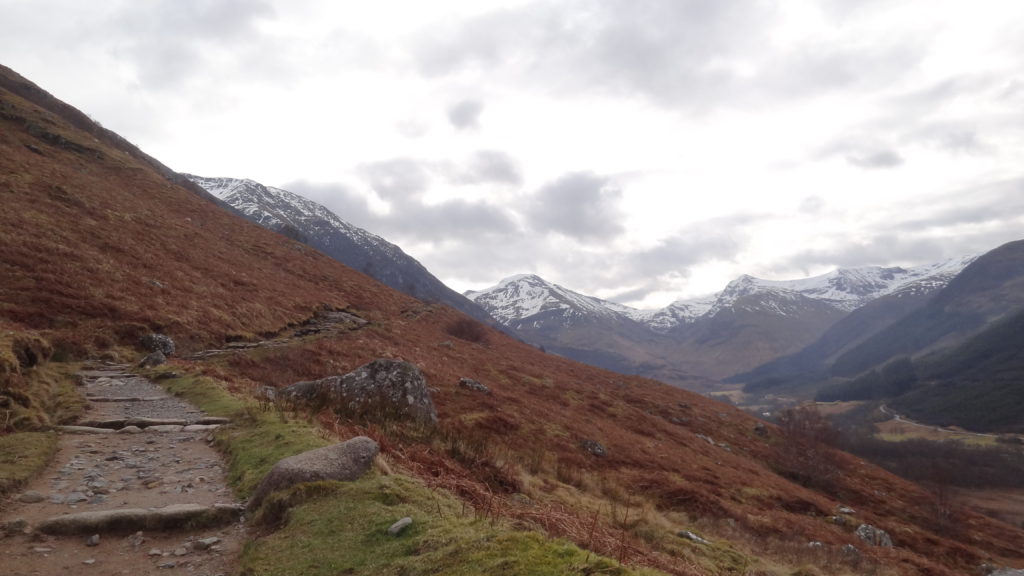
[248,436,379,510]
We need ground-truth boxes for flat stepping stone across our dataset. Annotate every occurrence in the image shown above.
[36,503,244,535]
[58,426,117,434]
[85,396,166,402]
[79,417,230,429]
[194,417,231,425]
[146,425,184,433]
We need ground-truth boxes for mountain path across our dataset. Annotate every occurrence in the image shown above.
[0,364,245,576]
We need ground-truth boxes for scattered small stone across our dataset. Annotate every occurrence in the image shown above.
[193,537,221,550]
[18,490,46,503]
[838,505,856,515]
[388,517,413,536]
[86,534,100,547]
[457,377,490,394]
[83,559,96,565]
[580,439,607,457]
[157,561,177,569]
[173,546,189,556]
[4,518,28,535]
[67,492,89,504]
[33,546,54,553]
[677,530,710,545]
[148,548,163,556]
[807,541,824,548]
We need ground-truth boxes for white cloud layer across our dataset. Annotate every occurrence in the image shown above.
[3,0,1024,307]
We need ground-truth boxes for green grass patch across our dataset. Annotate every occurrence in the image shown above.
[241,473,660,576]
[0,431,57,496]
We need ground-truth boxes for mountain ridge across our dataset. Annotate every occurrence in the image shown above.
[186,174,497,326]
[466,258,976,382]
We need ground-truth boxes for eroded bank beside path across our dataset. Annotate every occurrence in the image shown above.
[0,363,244,576]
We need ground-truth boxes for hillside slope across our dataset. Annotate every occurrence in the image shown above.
[2,63,1023,575]
[186,175,497,325]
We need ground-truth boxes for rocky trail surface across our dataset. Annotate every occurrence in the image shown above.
[1,364,244,575]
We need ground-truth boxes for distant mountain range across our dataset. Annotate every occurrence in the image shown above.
[185,175,496,325]
[466,258,977,384]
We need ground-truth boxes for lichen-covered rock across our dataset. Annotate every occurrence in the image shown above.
[855,523,893,547]
[248,436,379,510]
[279,359,437,426]
[141,333,175,357]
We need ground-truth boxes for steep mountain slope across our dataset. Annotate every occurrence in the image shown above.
[829,240,1024,378]
[732,280,951,396]
[889,308,1024,432]
[186,175,496,325]
[4,63,1024,575]
[468,261,974,382]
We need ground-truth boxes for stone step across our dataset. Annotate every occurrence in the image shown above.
[35,503,244,535]
[85,395,166,402]
[77,417,231,430]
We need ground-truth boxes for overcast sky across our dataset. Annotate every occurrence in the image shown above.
[4,0,1024,308]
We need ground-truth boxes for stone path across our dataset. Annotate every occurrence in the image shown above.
[0,364,244,575]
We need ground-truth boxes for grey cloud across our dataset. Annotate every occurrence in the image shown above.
[900,178,1024,230]
[110,0,275,88]
[525,172,625,241]
[904,123,990,155]
[818,137,904,169]
[799,196,826,214]
[382,199,519,242]
[630,219,749,277]
[780,178,1024,271]
[782,235,950,271]
[846,149,904,169]
[282,180,376,229]
[357,158,432,201]
[453,150,523,186]
[447,99,484,130]
[410,0,927,113]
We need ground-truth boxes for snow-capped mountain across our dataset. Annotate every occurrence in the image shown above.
[706,258,978,317]
[467,257,977,383]
[187,175,496,325]
[465,274,627,328]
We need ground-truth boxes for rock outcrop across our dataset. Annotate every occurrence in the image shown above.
[141,333,175,357]
[855,523,893,547]
[279,359,437,426]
